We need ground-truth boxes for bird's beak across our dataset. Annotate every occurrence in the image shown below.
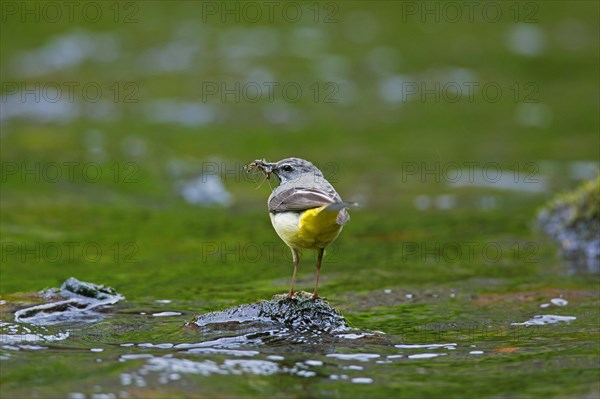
[263,163,275,179]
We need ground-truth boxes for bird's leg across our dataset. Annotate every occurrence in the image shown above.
[288,248,299,298]
[312,248,325,300]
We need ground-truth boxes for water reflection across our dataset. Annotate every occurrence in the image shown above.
[506,24,546,57]
[11,29,120,77]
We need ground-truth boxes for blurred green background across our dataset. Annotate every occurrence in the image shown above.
[1,1,598,296]
[1,1,599,398]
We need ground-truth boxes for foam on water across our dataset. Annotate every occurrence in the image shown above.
[326,353,381,362]
[152,312,183,317]
[511,315,576,326]
[395,343,457,349]
[408,353,447,359]
[550,298,568,307]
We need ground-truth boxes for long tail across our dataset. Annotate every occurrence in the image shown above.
[324,201,358,211]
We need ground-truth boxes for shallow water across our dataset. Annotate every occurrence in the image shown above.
[2,282,597,398]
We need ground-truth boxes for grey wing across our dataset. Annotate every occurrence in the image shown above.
[268,187,335,213]
[269,187,351,226]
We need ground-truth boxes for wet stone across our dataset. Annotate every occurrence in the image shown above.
[536,176,600,273]
[58,277,120,300]
[14,278,124,325]
[191,292,349,334]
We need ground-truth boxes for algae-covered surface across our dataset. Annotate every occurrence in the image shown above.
[1,1,599,398]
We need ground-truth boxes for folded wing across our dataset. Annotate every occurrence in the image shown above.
[268,187,335,212]
[268,187,350,226]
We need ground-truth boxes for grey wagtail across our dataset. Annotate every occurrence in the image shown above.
[245,157,353,300]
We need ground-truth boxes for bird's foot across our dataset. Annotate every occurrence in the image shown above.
[311,293,326,301]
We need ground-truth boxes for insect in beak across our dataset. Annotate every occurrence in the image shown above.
[244,159,274,179]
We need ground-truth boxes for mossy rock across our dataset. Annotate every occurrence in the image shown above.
[192,291,349,333]
[536,175,599,272]
[14,278,124,324]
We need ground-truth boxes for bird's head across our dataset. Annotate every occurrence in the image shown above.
[270,158,322,184]
[245,157,322,184]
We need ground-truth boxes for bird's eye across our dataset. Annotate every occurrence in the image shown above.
[282,165,293,172]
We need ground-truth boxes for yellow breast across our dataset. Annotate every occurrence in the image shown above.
[270,206,343,249]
